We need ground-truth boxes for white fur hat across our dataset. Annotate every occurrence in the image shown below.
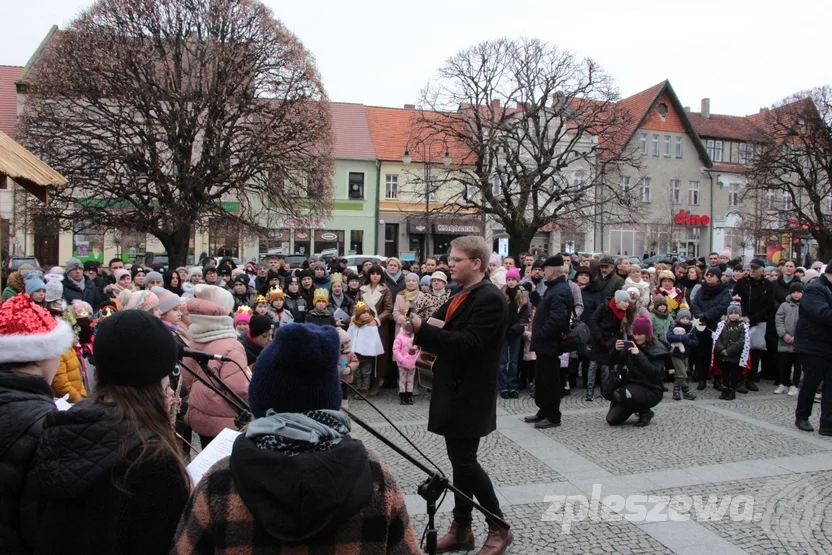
[194,283,234,315]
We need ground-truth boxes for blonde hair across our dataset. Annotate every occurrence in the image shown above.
[629,264,642,274]
[450,235,489,271]
[385,257,402,270]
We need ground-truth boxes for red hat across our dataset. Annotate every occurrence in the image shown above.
[0,293,74,363]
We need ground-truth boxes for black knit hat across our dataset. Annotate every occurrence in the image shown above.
[249,323,341,417]
[542,254,564,268]
[297,269,313,280]
[249,314,272,338]
[94,310,178,387]
[131,266,147,279]
[267,269,281,282]
[233,275,248,286]
[789,281,805,293]
[202,265,217,278]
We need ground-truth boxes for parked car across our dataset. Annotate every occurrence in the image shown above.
[344,255,386,274]
[145,252,169,271]
[284,254,308,269]
[628,256,643,265]
[641,253,678,266]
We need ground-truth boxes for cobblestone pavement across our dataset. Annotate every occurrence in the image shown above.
[346,380,832,554]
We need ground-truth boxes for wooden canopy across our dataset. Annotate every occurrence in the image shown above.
[0,128,66,202]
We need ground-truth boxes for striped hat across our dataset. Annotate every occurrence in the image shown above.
[123,290,160,312]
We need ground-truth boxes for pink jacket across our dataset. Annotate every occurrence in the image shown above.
[392,331,418,370]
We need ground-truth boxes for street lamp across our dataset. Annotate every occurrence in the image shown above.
[403,139,451,260]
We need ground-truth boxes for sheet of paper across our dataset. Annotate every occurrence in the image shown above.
[54,395,72,411]
[186,428,241,484]
[333,308,350,322]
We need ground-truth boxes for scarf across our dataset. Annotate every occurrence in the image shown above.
[331,292,345,308]
[188,313,238,342]
[400,288,419,314]
[247,409,349,456]
[782,275,793,283]
[506,286,518,301]
[386,270,402,283]
[609,297,626,319]
[68,275,85,291]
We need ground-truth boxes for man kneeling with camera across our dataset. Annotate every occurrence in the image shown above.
[605,315,669,427]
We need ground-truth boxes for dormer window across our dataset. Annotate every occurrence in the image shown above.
[657,103,668,121]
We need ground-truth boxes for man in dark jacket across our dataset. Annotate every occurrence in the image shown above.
[62,257,103,312]
[794,261,832,436]
[0,294,74,553]
[526,255,573,430]
[734,258,774,390]
[594,257,625,301]
[409,236,511,554]
[575,268,603,390]
[690,268,733,389]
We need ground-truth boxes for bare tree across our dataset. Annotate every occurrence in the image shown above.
[19,0,333,267]
[415,37,640,256]
[744,86,832,260]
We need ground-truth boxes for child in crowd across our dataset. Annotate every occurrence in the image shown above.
[392,325,418,405]
[253,294,270,317]
[624,264,651,308]
[25,273,48,307]
[305,288,337,327]
[336,327,359,410]
[774,281,803,396]
[267,287,294,328]
[650,296,672,342]
[667,306,698,401]
[234,307,252,335]
[712,297,750,401]
[654,270,683,314]
[521,304,537,397]
[348,301,384,396]
[499,268,529,399]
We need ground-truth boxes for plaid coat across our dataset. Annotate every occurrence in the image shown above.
[172,452,421,555]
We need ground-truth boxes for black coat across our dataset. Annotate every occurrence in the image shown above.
[578,281,604,326]
[530,276,573,356]
[589,301,626,364]
[284,293,307,323]
[0,372,55,554]
[238,333,263,366]
[594,272,625,301]
[771,276,796,305]
[734,276,774,327]
[414,277,507,438]
[690,282,733,329]
[504,292,530,337]
[62,276,103,312]
[794,273,832,358]
[622,341,669,394]
[23,401,189,555]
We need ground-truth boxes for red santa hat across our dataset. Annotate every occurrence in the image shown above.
[0,293,74,364]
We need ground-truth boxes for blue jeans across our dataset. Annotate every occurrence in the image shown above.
[499,335,522,391]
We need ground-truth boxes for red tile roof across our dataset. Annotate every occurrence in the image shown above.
[0,66,22,138]
[364,105,474,164]
[616,81,666,144]
[329,102,376,160]
[687,112,763,142]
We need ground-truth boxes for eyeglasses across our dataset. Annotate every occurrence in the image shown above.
[448,256,472,264]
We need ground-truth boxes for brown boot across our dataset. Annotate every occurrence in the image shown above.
[476,522,513,555]
[367,378,379,397]
[735,379,748,394]
[746,376,758,392]
[436,520,474,553]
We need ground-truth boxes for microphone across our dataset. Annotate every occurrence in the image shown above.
[177,343,233,363]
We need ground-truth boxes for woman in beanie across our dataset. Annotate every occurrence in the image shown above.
[23,310,190,555]
[587,290,638,401]
[0,294,74,552]
[172,324,420,554]
[104,268,136,300]
[238,314,273,367]
[606,315,669,427]
[181,284,249,446]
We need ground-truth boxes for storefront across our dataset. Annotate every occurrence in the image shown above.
[72,222,106,264]
[314,229,345,255]
[258,229,291,257]
[432,218,484,255]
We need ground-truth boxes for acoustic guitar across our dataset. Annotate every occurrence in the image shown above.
[414,317,444,373]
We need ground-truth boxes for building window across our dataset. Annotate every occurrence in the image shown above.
[428,186,437,202]
[664,135,671,157]
[675,137,683,158]
[350,230,364,255]
[670,180,681,204]
[782,190,793,210]
[738,143,747,165]
[728,183,740,207]
[640,133,647,154]
[0,175,7,189]
[689,181,700,205]
[826,195,832,213]
[765,190,775,209]
[348,172,364,199]
[652,134,659,157]
[620,175,630,193]
[640,178,652,203]
[706,140,723,162]
[573,170,585,186]
[384,174,398,199]
[491,175,501,196]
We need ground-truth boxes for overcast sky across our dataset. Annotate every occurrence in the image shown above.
[2,0,829,116]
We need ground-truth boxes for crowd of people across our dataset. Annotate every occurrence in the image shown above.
[1,242,830,555]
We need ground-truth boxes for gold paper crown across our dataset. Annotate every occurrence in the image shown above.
[253,294,269,305]
[97,306,117,321]
[331,272,343,283]
[313,288,329,304]
[268,286,284,302]
[236,305,253,315]
[353,300,369,317]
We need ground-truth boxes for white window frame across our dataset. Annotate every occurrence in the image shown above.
[728,182,740,207]
[620,175,631,193]
[714,140,723,162]
[670,179,681,204]
[640,133,647,154]
[782,190,792,210]
[765,190,775,209]
[689,181,700,205]
[491,174,501,196]
[652,134,659,157]
[675,137,683,158]
[640,177,652,203]
[664,135,671,157]
[384,174,398,199]
[826,194,832,213]
[738,143,747,165]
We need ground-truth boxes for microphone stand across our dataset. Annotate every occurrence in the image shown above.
[343,406,510,555]
[178,359,252,429]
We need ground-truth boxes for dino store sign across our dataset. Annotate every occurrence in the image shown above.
[674,210,711,226]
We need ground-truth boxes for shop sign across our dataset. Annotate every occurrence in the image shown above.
[434,223,483,235]
[674,210,711,226]
[295,231,309,240]
[320,232,338,241]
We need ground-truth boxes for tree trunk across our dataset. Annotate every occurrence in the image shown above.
[506,225,537,260]
[815,231,832,263]
[157,228,191,269]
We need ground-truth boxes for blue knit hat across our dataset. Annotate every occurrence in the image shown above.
[249,323,341,417]
[420,275,431,287]
[25,273,47,295]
